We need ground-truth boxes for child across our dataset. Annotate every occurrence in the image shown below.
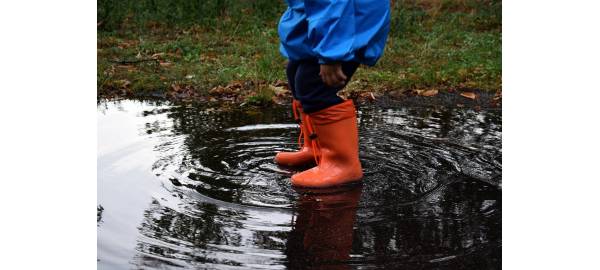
[274,0,390,188]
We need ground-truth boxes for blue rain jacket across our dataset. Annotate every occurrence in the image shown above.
[278,0,390,66]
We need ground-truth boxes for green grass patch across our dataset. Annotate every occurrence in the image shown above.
[245,85,275,107]
[98,0,501,99]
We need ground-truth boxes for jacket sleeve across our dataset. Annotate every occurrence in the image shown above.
[304,0,356,64]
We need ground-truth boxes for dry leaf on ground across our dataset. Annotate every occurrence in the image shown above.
[273,80,288,87]
[418,89,438,97]
[460,91,477,100]
[269,85,288,96]
[151,53,165,59]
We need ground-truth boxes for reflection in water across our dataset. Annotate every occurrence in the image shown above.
[97,100,501,269]
[287,186,363,270]
[353,178,501,269]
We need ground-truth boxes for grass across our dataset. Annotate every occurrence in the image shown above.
[245,86,276,106]
[97,0,501,102]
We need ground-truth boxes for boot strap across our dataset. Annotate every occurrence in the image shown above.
[305,115,322,165]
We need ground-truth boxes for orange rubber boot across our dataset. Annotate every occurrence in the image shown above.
[274,100,316,167]
[291,100,363,188]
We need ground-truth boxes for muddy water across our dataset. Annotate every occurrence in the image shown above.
[97,100,501,269]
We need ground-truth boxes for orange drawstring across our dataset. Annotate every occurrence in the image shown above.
[297,126,303,149]
[304,115,322,165]
[292,100,300,122]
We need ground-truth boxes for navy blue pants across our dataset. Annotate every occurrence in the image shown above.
[286,59,360,113]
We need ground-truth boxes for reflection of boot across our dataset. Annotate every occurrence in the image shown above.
[275,99,316,167]
[286,185,363,270]
[292,100,363,188]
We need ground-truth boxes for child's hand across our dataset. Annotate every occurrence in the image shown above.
[319,63,347,88]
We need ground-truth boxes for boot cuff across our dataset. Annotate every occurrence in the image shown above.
[308,100,356,125]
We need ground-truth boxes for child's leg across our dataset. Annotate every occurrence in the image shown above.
[286,60,301,99]
[274,60,317,167]
[294,59,360,113]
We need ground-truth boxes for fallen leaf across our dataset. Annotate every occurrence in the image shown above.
[273,80,288,87]
[269,85,287,96]
[151,53,165,59]
[200,53,217,62]
[460,91,477,100]
[185,74,194,79]
[228,82,242,90]
[209,86,233,96]
[116,64,135,71]
[159,61,172,67]
[419,89,438,97]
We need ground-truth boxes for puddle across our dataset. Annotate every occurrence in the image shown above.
[98,99,501,269]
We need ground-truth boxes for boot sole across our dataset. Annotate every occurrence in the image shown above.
[292,180,363,195]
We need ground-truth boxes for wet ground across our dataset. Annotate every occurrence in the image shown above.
[97,99,501,269]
